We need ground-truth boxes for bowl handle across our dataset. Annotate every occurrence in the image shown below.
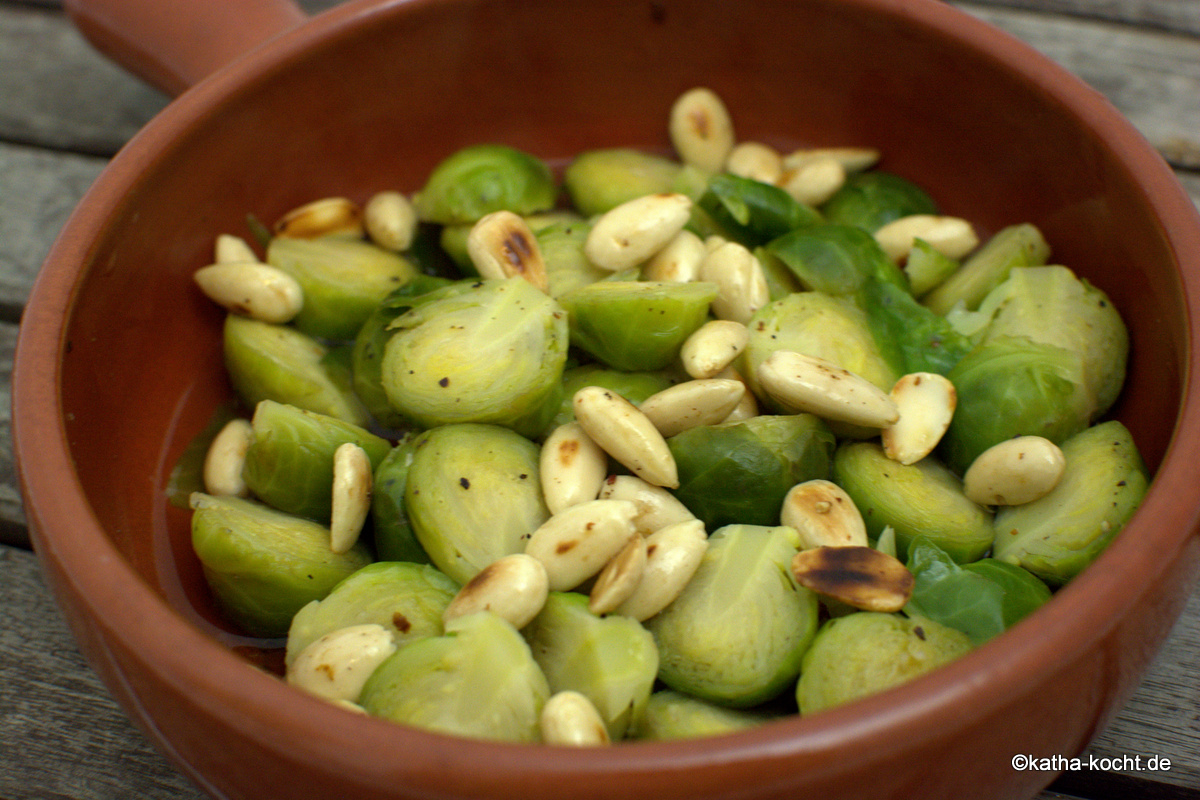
[63,0,309,97]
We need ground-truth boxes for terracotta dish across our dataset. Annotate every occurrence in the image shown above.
[13,0,1200,798]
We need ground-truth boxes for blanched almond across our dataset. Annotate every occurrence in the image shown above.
[638,378,746,438]
[573,386,678,488]
[274,196,363,239]
[193,261,304,324]
[780,479,868,549]
[467,210,548,291]
[540,691,611,747]
[524,499,639,591]
[584,193,693,272]
[680,319,751,379]
[597,474,696,534]
[539,422,609,514]
[443,553,549,629]
[364,191,418,252]
[882,372,957,465]
[669,87,735,173]
[615,519,708,621]
[588,533,647,615]
[962,435,1066,506]
[757,350,899,429]
[873,214,979,262]
[330,443,372,554]
[699,240,770,324]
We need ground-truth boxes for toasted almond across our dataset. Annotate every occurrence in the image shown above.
[669,87,735,173]
[615,519,708,621]
[642,229,706,283]
[286,624,397,703]
[680,319,751,379]
[962,435,1066,506]
[274,196,363,239]
[539,422,609,514]
[540,691,611,747]
[466,210,548,291]
[573,386,678,488]
[714,366,760,422]
[780,479,868,549]
[873,214,979,262]
[882,372,957,465]
[781,146,881,173]
[790,546,914,612]
[330,443,372,554]
[363,190,418,252]
[777,154,846,207]
[699,240,770,324]
[215,233,260,264]
[584,193,693,272]
[725,141,783,184]
[524,499,639,591]
[589,533,648,615]
[443,553,549,630]
[597,474,696,534]
[193,261,304,324]
[638,378,746,438]
[757,350,899,428]
[202,418,253,497]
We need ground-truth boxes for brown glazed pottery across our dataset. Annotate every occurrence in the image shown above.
[13,0,1200,798]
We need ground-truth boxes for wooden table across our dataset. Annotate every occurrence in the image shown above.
[1,1,1197,798]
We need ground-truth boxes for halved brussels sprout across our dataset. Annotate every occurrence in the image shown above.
[405,423,549,585]
[992,420,1148,586]
[698,173,822,246]
[548,363,678,431]
[921,223,1050,316]
[560,280,719,372]
[905,237,961,297]
[536,219,611,299]
[668,414,835,530]
[267,236,420,341]
[796,611,972,715]
[223,315,371,427]
[413,144,556,225]
[241,400,392,521]
[820,170,938,233]
[190,493,372,638]
[285,561,458,669]
[940,335,1092,475]
[523,592,659,740]
[632,690,777,741]
[370,434,429,564]
[833,441,994,563]
[763,224,906,296]
[648,524,819,708]
[359,611,550,742]
[564,148,684,217]
[739,291,900,404]
[380,277,569,437]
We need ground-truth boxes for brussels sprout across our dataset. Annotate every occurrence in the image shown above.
[698,173,822,247]
[359,611,550,742]
[438,223,476,274]
[266,236,420,341]
[668,414,835,530]
[632,690,777,741]
[796,612,972,715]
[548,364,678,431]
[522,592,659,740]
[559,280,719,372]
[648,524,820,708]
[380,278,569,437]
[370,435,430,564]
[405,423,549,585]
[820,171,938,233]
[940,336,1092,474]
[223,315,371,427]
[564,148,685,217]
[905,538,1050,645]
[535,219,611,299]
[857,278,974,376]
[285,561,458,669]
[993,420,1148,585]
[981,266,1128,417]
[905,237,961,297]
[242,400,392,521]
[833,441,994,563]
[413,144,556,225]
[189,493,372,638]
[763,224,907,296]
[921,223,1050,316]
[739,291,900,404]
[351,275,456,430]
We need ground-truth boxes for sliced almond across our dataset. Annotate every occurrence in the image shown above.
[882,372,957,465]
[757,350,899,428]
[572,386,678,488]
[780,479,868,549]
[790,546,914,612]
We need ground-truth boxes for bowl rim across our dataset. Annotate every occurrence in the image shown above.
[13,0,1200,792]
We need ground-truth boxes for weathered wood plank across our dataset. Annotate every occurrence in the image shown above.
[955,0,1200,35]
[0,323,26,548]
[952,1,1200,170]
[0,540,1194,798]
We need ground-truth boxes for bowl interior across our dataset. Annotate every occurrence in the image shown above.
[36,0,1194,772]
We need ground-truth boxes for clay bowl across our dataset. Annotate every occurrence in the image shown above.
[13,0,1200,798]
